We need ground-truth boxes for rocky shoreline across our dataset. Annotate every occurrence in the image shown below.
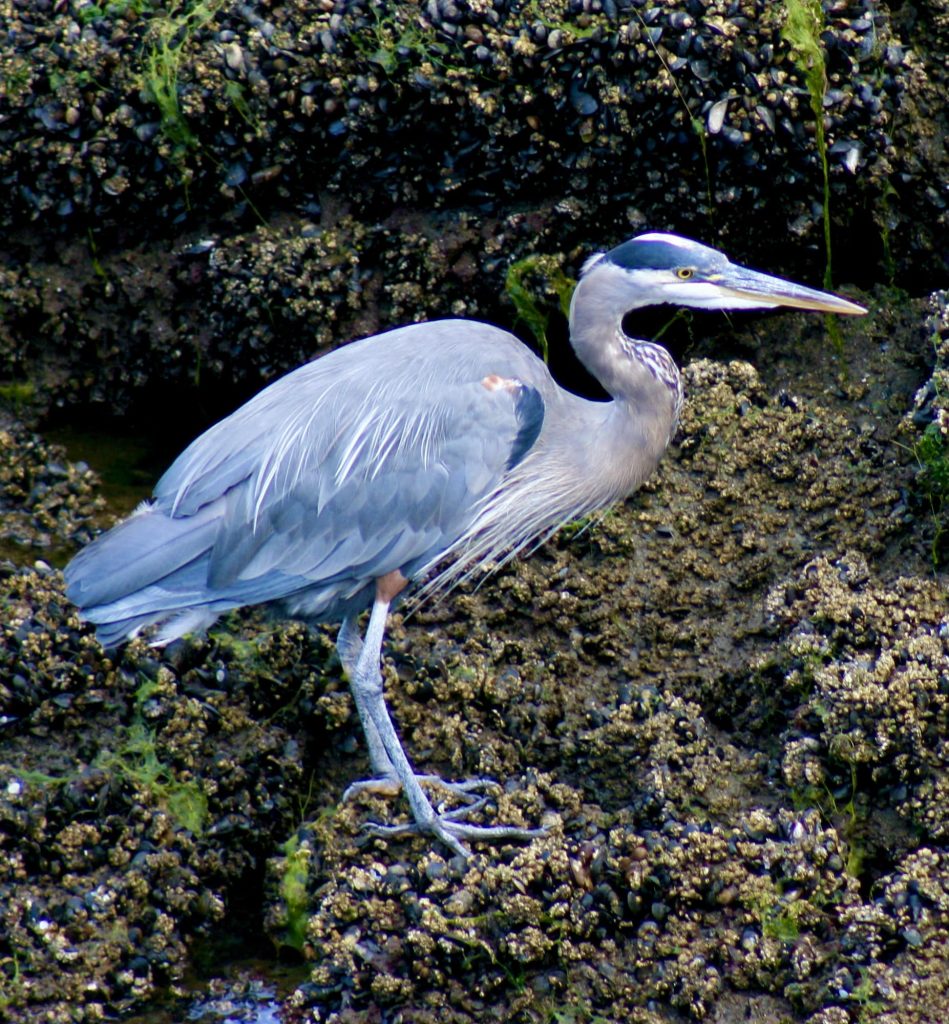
[2,1,948,1021]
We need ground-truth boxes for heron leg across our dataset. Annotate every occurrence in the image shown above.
[345,597,544,858]
[338,614,491,803]
[336,614,364,674]
[337,614,393,779]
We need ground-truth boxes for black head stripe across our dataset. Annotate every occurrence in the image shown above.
[604,236,727,276]
[606,238,687,270]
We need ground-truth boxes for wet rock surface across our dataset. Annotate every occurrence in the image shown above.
[0,579,323,1018]
[2,1,948,1021]
[2,0,945,255]
[0,0,908,234]
[0,414,103,557]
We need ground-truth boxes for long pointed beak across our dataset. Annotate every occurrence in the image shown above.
[713,265,867,315]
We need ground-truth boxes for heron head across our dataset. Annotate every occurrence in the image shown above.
[589,232,866,316]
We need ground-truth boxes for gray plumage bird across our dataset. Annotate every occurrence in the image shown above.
[64,233,866,857]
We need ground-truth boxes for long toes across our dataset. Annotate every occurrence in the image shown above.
[364,813,547,859]
[343,776,402,801]
[429,818,547,858]
[415,775,497,803]
[365,820,471,860]
[344,774,498,805]
[442,822,548,842]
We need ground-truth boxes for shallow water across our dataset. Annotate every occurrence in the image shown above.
[44,422,167,520]
[122,958,309,1024]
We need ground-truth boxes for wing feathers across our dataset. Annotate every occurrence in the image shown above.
[210,374,544,592]
[75,322,552,643]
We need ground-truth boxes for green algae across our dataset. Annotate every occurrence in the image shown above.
[504,254,575,362]
[274,834,313,953]
[913,421,949,568]
[95,680,209,835]
[783,0,844,351]
[0,381,35,410]
[782,0,833,289]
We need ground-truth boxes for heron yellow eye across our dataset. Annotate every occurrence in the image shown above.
[676,267,695,280]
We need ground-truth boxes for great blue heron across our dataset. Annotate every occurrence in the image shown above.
[64,233,866,857]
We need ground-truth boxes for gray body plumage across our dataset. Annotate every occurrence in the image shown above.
[65,308,676,646]
[69,323,530,639]
[64,232,865,857]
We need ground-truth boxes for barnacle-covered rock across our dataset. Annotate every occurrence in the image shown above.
[0,417,103,553]
[0,0,947,416]
[905,291,949,434]
[899,291,949,561]
[764,551,949,845]
[0,0,939,273]
[270,804,863,1019]
[0,563,329,1020]
[192,212,496,394]
[829,848,949,1024]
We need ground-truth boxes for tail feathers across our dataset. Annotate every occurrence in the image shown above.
[65,501,222,609]
[90,604,226,649]
[65,500,315,648]
[65,501,232,647]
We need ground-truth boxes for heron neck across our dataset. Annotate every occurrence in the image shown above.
[568,276,680,423]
